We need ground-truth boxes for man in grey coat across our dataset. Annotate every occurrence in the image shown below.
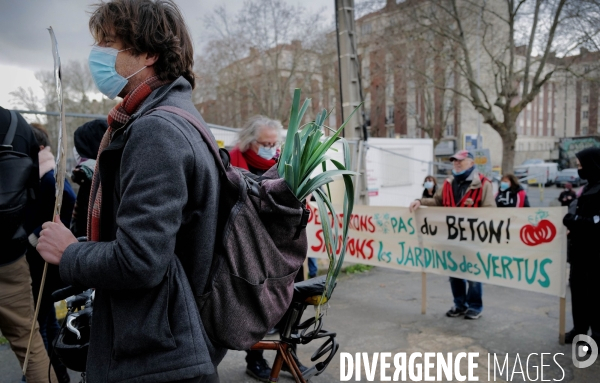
[37,1,225,382]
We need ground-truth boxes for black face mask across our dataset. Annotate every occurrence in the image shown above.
[578,168,588,180]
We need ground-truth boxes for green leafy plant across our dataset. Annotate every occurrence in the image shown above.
[279,88,360,314]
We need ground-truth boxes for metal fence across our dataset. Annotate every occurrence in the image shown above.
[11,109,241,149]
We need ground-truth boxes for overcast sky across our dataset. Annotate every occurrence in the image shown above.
[0,0,335,108]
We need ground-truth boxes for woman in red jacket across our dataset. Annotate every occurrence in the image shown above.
[229,115,282,176]
[230,115,284,381]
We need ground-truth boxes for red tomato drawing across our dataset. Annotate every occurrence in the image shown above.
[520,219,557,246]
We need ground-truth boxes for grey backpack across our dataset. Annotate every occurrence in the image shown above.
[152,106,310,350]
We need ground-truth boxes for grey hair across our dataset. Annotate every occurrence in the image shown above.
[237,115,283,152]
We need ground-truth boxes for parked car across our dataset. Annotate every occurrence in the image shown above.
[513,159,558,186]
[555,168,587,187]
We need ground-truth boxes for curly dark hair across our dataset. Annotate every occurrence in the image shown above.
[89,0,195,88]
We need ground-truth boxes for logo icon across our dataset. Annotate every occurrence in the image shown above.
[572,335,598,368]
[520,210,557,246]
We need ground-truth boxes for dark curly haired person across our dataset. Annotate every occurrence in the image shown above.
[37,1,224,382]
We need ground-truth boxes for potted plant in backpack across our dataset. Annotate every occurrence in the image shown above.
[278,89,359,315]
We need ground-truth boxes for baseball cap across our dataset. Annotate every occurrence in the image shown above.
[450,150,474,161]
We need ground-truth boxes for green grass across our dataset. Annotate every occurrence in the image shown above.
[344,264,374,275]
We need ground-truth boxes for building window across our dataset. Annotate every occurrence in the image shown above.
[445,124,455,137]
[583,95,589,104]
[446,72,455,88]
[583,111,589,119]
[582,126,589,135]
[362,67,370,83]
[386,105,394,124]
[361,22,372,35]
[445,98,453,111]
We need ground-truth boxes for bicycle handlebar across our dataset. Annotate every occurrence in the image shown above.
[52,285,85,302]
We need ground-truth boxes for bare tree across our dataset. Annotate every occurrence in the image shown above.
[9,87,44,123]
[199,0,328,126]
[10,60,116,157]
[409,0,597,172]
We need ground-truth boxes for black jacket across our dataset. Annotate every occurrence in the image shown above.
[422,186,437,199]
[59,78,226,382]
[563,147,600,266]
[0,107,39,264]
[563,182,600,266]
[495,186,530,208]
[558,190,577,207]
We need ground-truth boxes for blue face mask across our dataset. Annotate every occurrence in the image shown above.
[452,168,467,176]
[500,181,510,191]
[257,145,277,160]
[424,181,434,190]
[88,46,146,99]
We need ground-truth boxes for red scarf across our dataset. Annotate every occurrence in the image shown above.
[229,146,277,171]
[88,76,169,241]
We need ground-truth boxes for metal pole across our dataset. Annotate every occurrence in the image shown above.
[563,75,568,138]
[335,0,369,205]
[476,0,487,150]
[335,0,363,140]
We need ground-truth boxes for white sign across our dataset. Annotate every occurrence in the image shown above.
[307,205,568,297]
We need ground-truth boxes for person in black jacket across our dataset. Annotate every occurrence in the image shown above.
[558,182,577,207]
[0,107,58,382]
[421,175,437,198]
[562,147,600,345]
[70,119,108,238]
[26,125,76,383]
[495,174,530,208]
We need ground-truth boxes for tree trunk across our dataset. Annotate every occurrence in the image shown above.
[500,122,518,175]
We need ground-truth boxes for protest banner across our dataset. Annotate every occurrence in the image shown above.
[306,204,568,298]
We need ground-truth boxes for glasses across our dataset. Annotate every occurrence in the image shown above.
[256,141,280,148]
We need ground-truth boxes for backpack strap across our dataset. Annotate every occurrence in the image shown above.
[146,106,227,176]
[2,110,18,147]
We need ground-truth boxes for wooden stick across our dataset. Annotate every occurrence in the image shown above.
[24,27,67,374]
[421,272,427,315]
[303,258,309,281]
[559,297,566,345]
[22,263,48,374]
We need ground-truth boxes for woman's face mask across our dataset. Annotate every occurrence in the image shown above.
[424,181,434,190]
[88,46,146,99]
[257,145,277,160]
[500,181,510,191]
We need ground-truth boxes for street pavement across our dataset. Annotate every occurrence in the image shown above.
[525,183,565,208]
[2,185,596,383]
[216,267,598,382]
